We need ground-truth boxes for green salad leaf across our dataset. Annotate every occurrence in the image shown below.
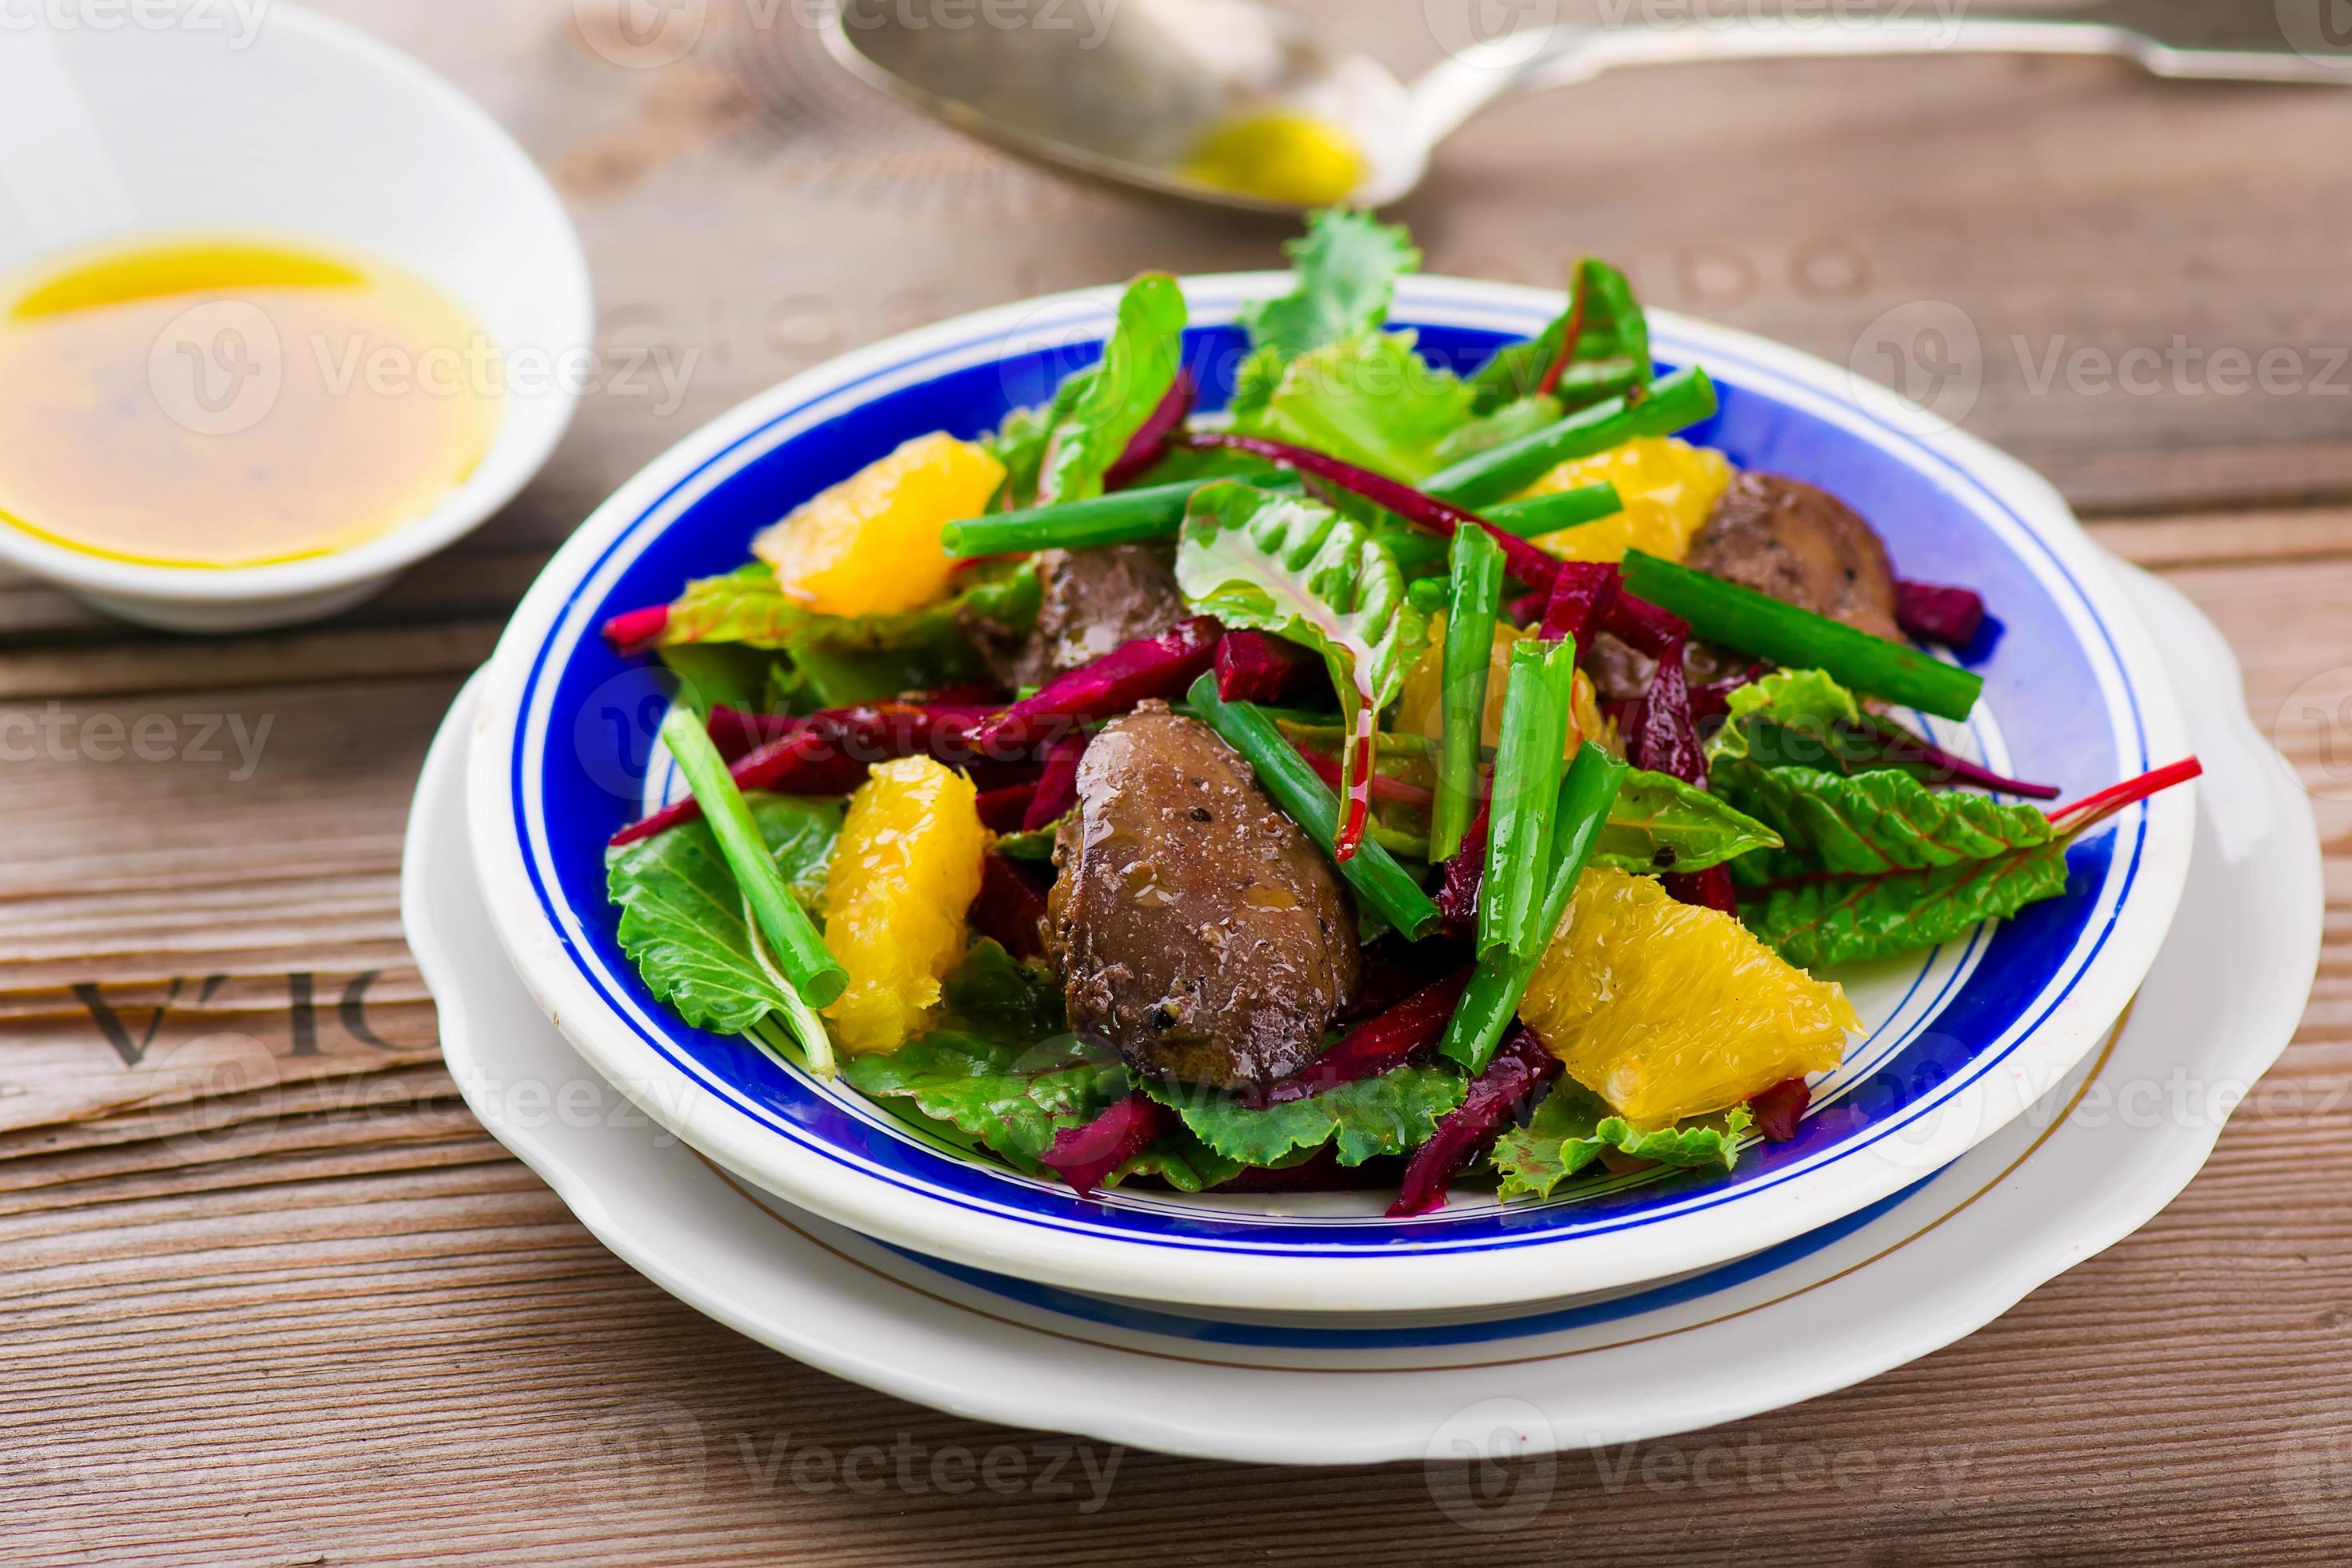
[1234,329,1474,482]
[654,559,1038,710]
[939,938,1065,1041]
[1592,766,1783,875]
[840,1030,1128,1173]
[1142,1066,1467,1168]
[1114,1126,1250,1193]
[606,794,842,1034]
[993,273,1187,507]
[1466,257,1654,416]
[1238,208,1420,363]
[1713,758,2074,968]
[1490,1080,1751,1202]
[1177,481,1430,818]
[1706,667,1864,766]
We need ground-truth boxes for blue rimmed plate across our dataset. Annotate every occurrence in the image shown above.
[462,275,2194,1314]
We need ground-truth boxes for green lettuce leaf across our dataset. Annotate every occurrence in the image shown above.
[1466,258,1653,416]
[1706,667,1864,766]
[1712,758,2074,968]
[993,273,1187,507]
[1141,1066,1466,1167]
[1113,1126,1249,1193]
[1234,329,1474,482]
[606,794,843,1034]
[655,559,1038,710]
[840,1030,1128,1173]
[1491,1080,1751,1202]
[939,938,1065,1041]
[1592,767,1782,875]
[1238,208,1419,362]
[1177,482,1430,816]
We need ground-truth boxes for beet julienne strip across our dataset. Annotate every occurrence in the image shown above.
[600,603,671,655]
[1177,431,1562,592]
[974,783,1038,834]
[1022,730,1090,831]
[1042,1093,1170,1196]
[970,852,1050,961]
[970,615,1222,752]
[706,701,999,765]
[1390,1026,1562,1218]
[1434,793,1490,935]
[1242,966,1474,1110]
[1894,579,1986,646]
[610,702,995,846]
[1102,368,1197,492]
[1750,1076,1811,1142]
[1215,629,1319,705]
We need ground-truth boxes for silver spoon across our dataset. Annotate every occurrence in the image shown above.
[822,0,2350,214]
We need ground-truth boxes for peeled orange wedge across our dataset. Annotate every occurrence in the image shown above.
[752,431,1003,617]
[1517,436,1734,565]
[1519,866,1857,1126]
[819,756,990,1054]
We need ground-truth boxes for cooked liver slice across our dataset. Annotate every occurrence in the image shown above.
[1685,472,1902,642]
[1049,703,1359,1090]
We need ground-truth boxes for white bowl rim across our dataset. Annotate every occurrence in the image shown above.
[0,3,592,604]
[462,271,2196,1314]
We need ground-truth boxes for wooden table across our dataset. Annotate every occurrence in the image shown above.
[6,2,2349,1560]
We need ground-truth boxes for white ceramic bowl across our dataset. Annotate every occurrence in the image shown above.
[0,3,590,630]
[458,273,2196,1314]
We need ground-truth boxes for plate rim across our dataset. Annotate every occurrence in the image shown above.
[459,272,2197,1312]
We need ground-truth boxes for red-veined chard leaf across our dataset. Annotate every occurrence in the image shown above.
[1591,766,1782,876]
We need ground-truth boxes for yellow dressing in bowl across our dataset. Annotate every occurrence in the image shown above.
[0,238,499,568]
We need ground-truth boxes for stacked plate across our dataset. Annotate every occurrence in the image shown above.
[405,279,2321,1462]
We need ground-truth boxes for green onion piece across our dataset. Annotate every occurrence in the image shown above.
[1618,548,1985,721]
[1477,638,1579,960]
[1430,525,1506,862]
[1482,482,1622,538]
[1185,673,1441,941]
[1407,577,1447,614]
[941,474,1294,557]
[1423,366,1718,509]
[1442,743,1627,1073]
[658,706,849,1010]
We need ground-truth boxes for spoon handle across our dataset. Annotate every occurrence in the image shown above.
[1406,10,2350,147]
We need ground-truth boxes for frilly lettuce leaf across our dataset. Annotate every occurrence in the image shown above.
[1592,766,1782,875]
[1141,1066,1467,1167]
[606,794,842,1035]
[1707,667,1864,765]
[1238,208,1419,362]
[1491,1080,1751,1202]
[1177,481,1430,818]
[1234,329,1474,482]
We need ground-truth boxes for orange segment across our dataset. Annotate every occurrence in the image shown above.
[1516,436,1734,565]
[1518,866,1857,1126]
[819,756,990,1054]
[752,431,1003,617]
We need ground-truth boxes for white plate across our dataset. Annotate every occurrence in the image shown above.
[461,273,2196,1314]
[408,564,2317,1464]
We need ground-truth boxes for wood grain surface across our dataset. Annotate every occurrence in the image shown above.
[5,2,2350,1562]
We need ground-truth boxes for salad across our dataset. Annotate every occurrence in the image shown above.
[596,212,2197,1215]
